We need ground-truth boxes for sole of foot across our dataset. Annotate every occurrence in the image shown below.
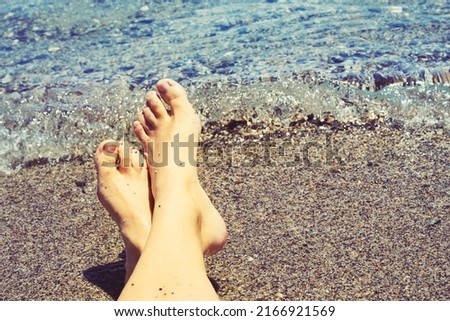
[94,139,152,281]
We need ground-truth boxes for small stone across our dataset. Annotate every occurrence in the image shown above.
[329,167,342,173]
[426,218,441,226]
[140,5,150,12]
[75,180,87,187]
[1,74,13,84]
[323,115,335,125]
[350,250,359,259]
[366,110,377,121]
[247,256,254,262]
[48,46,60,53]
[275,292,284,299]
[388,6,402,14]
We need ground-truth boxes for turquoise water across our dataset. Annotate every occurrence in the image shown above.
[1,0,449,173]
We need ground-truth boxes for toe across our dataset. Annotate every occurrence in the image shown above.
[146,91,169,119]
[137,111,152,134]
[118,140,131,170]
[130,147,146,169]
[134,120,150,146]
[156,78,191,112]
[117,141,146,172]
[94,140,119,173]
[142,106,158,130]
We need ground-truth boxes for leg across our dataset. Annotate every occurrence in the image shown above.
[119,79,227,300]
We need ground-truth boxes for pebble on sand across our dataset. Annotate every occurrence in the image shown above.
[388,6,403,14]
[349,250,359,259]
[275,292,284,299]
[140,5,150,12]
[426,218,441,226]
[48,46,61,53]
[2,74,13,84]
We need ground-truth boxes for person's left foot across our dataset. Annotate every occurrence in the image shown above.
[94,140,152,282]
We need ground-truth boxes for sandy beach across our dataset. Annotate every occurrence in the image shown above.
[1,124,449,301]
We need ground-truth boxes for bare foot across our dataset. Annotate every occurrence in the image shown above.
[94,140,152,281]
[134,79,227,255]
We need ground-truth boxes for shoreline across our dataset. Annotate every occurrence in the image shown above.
[2,126,449,300]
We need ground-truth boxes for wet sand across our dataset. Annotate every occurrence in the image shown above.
[1,125,449,300]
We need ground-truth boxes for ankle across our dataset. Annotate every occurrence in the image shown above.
[151,169,200,198]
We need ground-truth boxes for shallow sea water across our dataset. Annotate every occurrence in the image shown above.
[0,0,449,173]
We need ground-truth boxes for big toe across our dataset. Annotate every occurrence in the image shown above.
[94,140,119,174]
[156,78,191,112]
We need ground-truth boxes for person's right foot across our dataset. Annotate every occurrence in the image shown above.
[134,79,227,255]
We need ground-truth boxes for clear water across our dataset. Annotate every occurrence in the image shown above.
[1,0,449,173]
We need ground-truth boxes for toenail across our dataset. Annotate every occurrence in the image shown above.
[157,83,168,94]
[106,144,118,153]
